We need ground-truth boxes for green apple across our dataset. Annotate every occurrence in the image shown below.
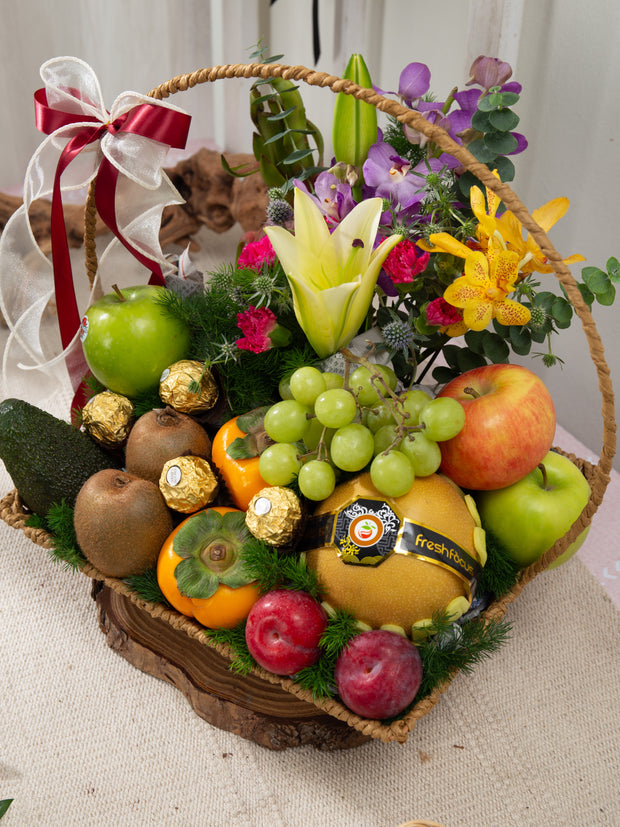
[80,285,191,398]
[475,450,591,569]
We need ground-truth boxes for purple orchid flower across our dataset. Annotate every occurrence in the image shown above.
[466,56,513,92]
[294,171,356,225]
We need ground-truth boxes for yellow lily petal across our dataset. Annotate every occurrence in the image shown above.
[463,251,490,287]
[531,197,569,233]
[494,298,532,327]
[290,187,331,255]
[286,274,361,358]
[427,232,473,259]
[462,298,493,331]
[444,276,485,308]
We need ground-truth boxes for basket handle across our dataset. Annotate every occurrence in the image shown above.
[84,62,616,556]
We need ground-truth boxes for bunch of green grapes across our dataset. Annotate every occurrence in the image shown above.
[258,363,465,502]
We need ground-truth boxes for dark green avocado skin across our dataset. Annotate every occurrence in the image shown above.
[0,398,122,517]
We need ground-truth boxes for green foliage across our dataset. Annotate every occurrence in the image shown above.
[124,566,167,605]
[459,86,521,198]
[240,540,320,599]
[413,613,512,705]
[26,501,85,572]
[477,531,522,598]
[0,800,13,820]
[205,622,256,675]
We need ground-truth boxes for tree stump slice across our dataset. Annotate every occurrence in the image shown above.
[92,582,369,751]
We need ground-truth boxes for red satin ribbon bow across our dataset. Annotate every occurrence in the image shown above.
[33,88,191,399]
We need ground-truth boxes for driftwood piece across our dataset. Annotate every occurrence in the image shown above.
[93,581,370,751]
[0,148,269,253]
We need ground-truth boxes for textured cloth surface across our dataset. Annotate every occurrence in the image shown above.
[1,461,620,826]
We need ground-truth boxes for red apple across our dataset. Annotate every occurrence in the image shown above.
[244,589,328,675]
[334,630,423,719]
[437,364,556,490]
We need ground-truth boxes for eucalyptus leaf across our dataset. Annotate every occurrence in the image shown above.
[470,109,492,132]
[467,138,497,164]
[464,330,486,355]
[174,557,219,600]
[481,331,510,363]
[551,296,573,327]
[595,284,616,306]
[456,347,487,372]
[492,155,515,182]
[488,108,520,132]
[606,256,620,282]
[577,282,595,308]
[582,266,611,295]
[433,365,460,384]
[508,325,532,356]
[483,131,519,155]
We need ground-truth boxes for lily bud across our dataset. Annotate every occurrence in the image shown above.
[332,54,377,171]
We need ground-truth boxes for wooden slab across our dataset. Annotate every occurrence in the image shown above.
[92,582,369,751]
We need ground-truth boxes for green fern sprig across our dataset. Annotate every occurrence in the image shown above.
[205,622,256,675]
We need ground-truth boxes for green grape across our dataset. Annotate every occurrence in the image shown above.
[303,417,335,451]
[370,450,415,497]
[278,376,294,400]
[349,365,392,407]
[373,423,400,456]
[399,388,433,425]
[419,397,466,441]
[264,400,311,443]
[376,364,398,392]
[314,388,357,429]
[258,443,302,486]
[298,460,336,501]
[365,401,396,433]
[289,366,327,406]
[399,432,442,477]
[329,423,374,472]
[322,371,344,390]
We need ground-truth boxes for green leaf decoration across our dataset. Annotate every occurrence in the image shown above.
[576,281,595,308]
[467,138,498,164]
[0,800,13,820]
[173,509,225,559]
[488,108,520,132]
[174,557,219,599]
[433,365,460,384]
[498,91,520,107]
[483,130,519,155]
[470,109,492,132]
[236,406,269,434]
[456,347,487,373]
[492,155,515,182]
[606,256,620,282]
[551,296,573,328]
[283,147,316,165]
[582,266,611,295]
[481,330,510,363]
[124,567,167,605]
[509,324,532,356]
[227,433,259,459]
[595,284,616,306]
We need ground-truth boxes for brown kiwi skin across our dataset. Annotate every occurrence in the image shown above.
[124,406,212,484]
[74,469,174,578]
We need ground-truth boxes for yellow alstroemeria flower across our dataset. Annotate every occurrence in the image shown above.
[443,246,532,331]
[264,188,400,358]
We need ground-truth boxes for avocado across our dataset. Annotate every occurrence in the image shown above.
[0,398,123,516]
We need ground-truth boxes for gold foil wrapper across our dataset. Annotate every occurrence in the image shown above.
[246,487,303,546]
[159,455,219,513]
[159,360,218,413]
[81,391,134,447]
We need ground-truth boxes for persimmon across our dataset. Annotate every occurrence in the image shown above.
[157,506,260,629]
[211,410,269,510]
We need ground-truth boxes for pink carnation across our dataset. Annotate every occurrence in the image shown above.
[426,297,464,327]
[237,235,276,272]
[382,238,430,284]
[236,305,278,353]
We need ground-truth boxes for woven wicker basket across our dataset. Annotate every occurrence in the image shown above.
[1,63,617,744]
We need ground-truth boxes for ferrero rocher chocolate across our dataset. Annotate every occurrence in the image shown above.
[159,455,219,513]
[245,487,303,546]
[81,391,134,447]
[159,360,218,414]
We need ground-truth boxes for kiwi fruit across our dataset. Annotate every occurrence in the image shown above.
[74,469,174,578]
[125,406,212,484]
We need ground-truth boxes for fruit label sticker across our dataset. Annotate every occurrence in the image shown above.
[79,315,89,342]
[300,497,402,566]
[396,521,482,596]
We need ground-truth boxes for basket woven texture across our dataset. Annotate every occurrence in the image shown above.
[1,63,617,744]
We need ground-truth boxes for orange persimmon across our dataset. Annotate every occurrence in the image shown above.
[211,413,269,510]
[157,506,260,629]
